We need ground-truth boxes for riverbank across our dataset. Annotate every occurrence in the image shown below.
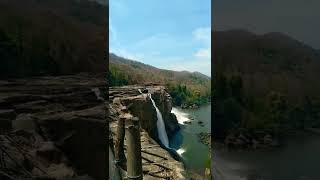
[170,104,211,178]
[180,101,211,110]
[214,131,320,180]
[215,128,320,151]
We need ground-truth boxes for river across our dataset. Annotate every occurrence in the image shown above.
[168,103,320,180]
[214,132,320,180]
[170,104,211,176]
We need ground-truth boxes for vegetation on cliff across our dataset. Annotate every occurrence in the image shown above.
[213,30,320,139]
[109,53,211,106]
[0,0,107,78]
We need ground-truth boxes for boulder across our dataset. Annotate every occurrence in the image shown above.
[12,113,38,132]
[0,118,12,133]
[36,141,64,164]
[165,113,180,137]
[263,134,273,145]
[38,115,106,180]
[14,100,48,113]
[120,87,180,139]
[121,96,158,136]
[0,109,16,119]
[32,163,76,178]
[252,139,261,149]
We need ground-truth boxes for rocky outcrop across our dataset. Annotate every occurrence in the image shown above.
[151,87,180,137]
[224,131,280,149]
[198,132,212,150]
[109,85,185,179]
[0,74,107,180]
[109,85,180,140]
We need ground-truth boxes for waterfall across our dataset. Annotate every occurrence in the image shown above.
[171,107,191,124]
[147,93,169,147]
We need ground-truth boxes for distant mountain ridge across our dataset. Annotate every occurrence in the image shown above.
[109,53,210,83]
[214,29,320,138]
[214,29,320,96]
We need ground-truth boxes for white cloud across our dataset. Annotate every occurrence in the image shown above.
[132,33,193,54]
[194,48,210,59]
[193,27,211,59]
[110,47,141,61]
[193,27,211,45]
[184,26,212,76]
[109,25,212,77]
[163,59,211,76]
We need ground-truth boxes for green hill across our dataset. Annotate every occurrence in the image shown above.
[213,29,320,138]
[109,53,211,106]
[0,0,107,78]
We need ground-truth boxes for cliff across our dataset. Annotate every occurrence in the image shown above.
[109,85,180,139]
[108,85,184,179]
[0,74,107,180]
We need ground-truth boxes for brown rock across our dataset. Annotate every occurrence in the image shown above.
[36,141,64,164]
[38,116,106,180]
[0,118,12,133]
[13,113,38,132]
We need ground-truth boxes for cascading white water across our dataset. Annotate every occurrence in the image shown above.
[138,89,186,158]
[147,93,169,147]
[171,107,191,156]
[171,107,191,124]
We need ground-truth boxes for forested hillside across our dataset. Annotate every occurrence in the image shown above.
[213,30,320,139]
[0,0,107,78]
[109,53,211,106]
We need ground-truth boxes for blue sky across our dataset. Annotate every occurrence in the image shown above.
[109,0,211,76]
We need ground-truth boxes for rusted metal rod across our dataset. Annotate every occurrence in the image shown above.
[125,116,143,180]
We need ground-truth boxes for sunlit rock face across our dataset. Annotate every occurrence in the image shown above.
[109,85,180,140]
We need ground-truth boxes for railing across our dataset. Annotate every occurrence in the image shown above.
[114,114,143,180]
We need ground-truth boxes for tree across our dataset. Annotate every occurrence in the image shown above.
[230,75,243,103]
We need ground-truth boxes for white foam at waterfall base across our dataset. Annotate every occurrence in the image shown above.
[176,148,186,156]
[171,107,191,124]
[148,93,169,148]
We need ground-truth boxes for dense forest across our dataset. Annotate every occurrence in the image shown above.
[213,30,320,139]
[0,0,107,78]
[109,53,211,106]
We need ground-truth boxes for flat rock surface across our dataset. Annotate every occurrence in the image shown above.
[0,74,107,180]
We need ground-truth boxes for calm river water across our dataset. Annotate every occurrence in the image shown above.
[169,103,320,180]
[213,132,320,180]
[170,104,211,176]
